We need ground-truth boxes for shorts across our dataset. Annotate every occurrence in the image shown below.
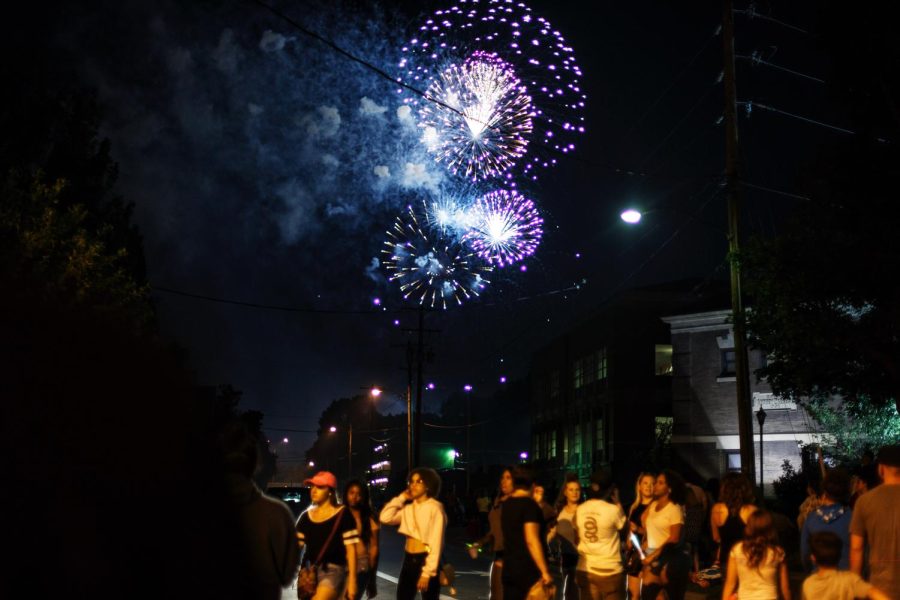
[316,562,349,591]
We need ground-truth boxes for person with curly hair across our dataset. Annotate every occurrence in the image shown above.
[721,509,790,600]
[710,473,756,578]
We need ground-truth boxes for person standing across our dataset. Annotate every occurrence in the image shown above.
[574,468,627,600]
[220,420,300,600]
[626,473,655,600]
[296,471,360,600]
[551,475,583,600]
[469,468,514,600]
[344,480,380,600]
[800,469,852,572]
[802,532,890,600]
[721,509,791,600]
[849,444,900,599]
[710,472,756,578]
[640,470,689,600]
[501,465,554,600]
[379,468,447,600]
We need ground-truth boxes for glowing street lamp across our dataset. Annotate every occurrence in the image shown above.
[370,386,382,398]
[620,208,643,224]
[329,426,337,433]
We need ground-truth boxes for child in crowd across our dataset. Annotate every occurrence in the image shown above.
[801,532,889,600]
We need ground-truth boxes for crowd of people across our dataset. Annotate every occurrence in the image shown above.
[231,434,900,600]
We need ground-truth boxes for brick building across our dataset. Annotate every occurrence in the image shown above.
[528,281,822,495]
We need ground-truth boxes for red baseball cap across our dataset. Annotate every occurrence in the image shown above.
[304,471,338,489]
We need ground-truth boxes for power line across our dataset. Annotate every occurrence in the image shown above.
[737,53,824,84]
[622,24,721,138]
[152,285,390,315]
[741,181,810,201]
[734,6,809,34]
[747,101,889,140]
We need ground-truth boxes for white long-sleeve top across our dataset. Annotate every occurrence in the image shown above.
[379,495,447,578]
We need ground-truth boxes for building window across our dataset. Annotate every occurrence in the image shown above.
[596,348,608,381]
[572,425,581,464]
[726,452,741,472]
[574,358,584,389]
[721,349,736,376]
[655,344,673,376]
[550,370,560,398]
[533,433,541,460]
[563,429,568,460]
[654,416,673,445]
[549,430,557,458]
[594,418,605,461]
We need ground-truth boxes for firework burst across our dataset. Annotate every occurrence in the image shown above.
[465,189,543,267]
[399,0,587,181]
[382,203,493,309]
[419,51,533,181]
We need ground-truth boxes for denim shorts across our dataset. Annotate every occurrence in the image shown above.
[316,563,349,590]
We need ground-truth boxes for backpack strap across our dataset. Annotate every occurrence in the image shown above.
[311,506,346,567]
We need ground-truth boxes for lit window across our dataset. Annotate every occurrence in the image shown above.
[573,358,584,389]
[594,418,604,460]
[596,348,608,381]
[726,452,741,472]
[655,344,673,376]
[548,431,557,458]
[721,349,736,376]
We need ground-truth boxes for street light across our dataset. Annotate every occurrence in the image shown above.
[621,204,756,485]
[756,406,767,498]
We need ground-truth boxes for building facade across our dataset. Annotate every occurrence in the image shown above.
[529,282,823,495]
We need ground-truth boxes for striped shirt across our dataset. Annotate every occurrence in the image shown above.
[296,506,360,566]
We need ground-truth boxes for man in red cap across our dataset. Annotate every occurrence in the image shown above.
[379,468,447,600]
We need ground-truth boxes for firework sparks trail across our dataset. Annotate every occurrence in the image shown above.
[419,51,533,181]
[399,0,587,182]
[382,203,493,309]
[465,189,543,267]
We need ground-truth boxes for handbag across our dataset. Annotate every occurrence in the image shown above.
[297,507,346,600]
[526,579,557,600]
[623,546,643,577]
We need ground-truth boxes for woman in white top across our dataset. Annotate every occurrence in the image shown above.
[722,509,791,600]
[640,469,689,600]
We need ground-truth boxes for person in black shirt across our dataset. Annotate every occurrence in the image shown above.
[626,472,655,600]
[500,465,553,600]
[296,471,360,600]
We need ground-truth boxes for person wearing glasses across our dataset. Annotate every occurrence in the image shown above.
[379,468,447,600]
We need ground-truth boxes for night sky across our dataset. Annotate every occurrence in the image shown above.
[23,0,838,456]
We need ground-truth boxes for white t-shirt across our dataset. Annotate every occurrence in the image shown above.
[574,499,627,574]
[801,569,871,600]
[644,500,684,550]
[730,541,784,600]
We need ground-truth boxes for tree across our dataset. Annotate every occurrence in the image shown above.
[805,398,900,465]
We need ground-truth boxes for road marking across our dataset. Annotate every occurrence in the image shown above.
[375,571,457,600]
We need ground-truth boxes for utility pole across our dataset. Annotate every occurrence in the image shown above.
[406,341,414,473]
[415,305,425,467]
[723,0,755,485]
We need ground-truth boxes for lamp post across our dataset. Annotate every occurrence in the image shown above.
[756,406,767,499]
[464,384,473,496]
[621,203,755,484]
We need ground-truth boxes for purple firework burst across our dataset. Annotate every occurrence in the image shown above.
[399,0,586,181]
[465,189,543,267]
[419,51,533,182]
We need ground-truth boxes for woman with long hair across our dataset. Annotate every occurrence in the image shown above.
[640,469,690,600]
[500,465,553,600]
[296,472,359,600]
[468,468,515,600]
[550,474,583,600]
[711,473,756,579]
[626,472,655,600]
[721,510,791,600]
[343,480,379,600]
